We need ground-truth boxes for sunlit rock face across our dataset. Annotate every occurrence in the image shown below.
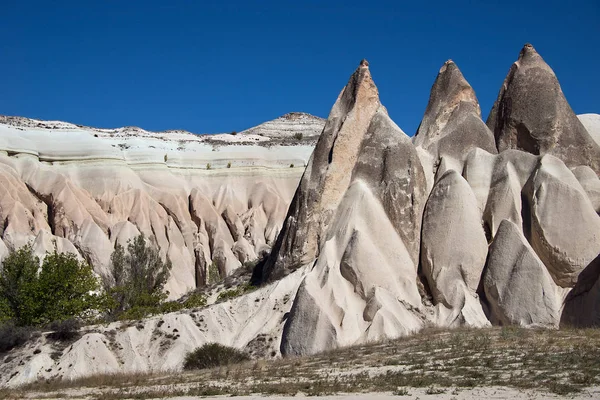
[0,114,324,298]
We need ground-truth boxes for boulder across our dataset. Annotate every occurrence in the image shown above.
[522,155,600,287]
[484,219,562,327]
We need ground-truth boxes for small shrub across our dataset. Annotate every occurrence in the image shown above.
[230,131,237,135]
[293,132,303,140]
[159,301,184,314]
[206,163,211,170]
[227,162,231,168]
[217,284,255,302]
[183,292,207,309]
[0,321,33,353]
[290,163,294,168]
[208,262,220,284]
[183,343,249,370]
[393,387,409,396]
[425,386,446,394]
[47,318,80,342]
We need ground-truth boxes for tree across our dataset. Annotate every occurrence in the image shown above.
[0,247,102,326]
[105,234,171,319]
[36,251,101,325]
[0,245,39,326]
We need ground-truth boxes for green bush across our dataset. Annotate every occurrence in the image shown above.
[0,321,33,353]
[47,318,81,342]
[227,162,231,168]
[206,163,211,170]
[216,284,255,302]
[104,234,171,321]
[183,343,249,370]
[0,246,102,326]
[293,132,303,140]
[183,292,207,309]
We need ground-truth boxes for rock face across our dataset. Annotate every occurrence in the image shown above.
[270,61,431,355]
[484,220,562,327]
[0,115,321,297]
[487,44,600,174]
[239,112,325,140]
[414,60,497,173]
[420,170,489,326]
[262,60,382,281]
[578,114,600,147]
[522,155,600,287]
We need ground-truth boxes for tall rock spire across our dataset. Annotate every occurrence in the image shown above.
[261,60,382,281]
[413,60,497,163]
[487,43,600,174]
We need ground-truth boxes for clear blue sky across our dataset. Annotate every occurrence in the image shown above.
[1,1,599,135]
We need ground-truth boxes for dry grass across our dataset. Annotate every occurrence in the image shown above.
[1,326,599,399]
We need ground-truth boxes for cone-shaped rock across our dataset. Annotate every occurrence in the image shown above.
[414,60,497,167]
[272,62,428,354]
[484,219,562,327]
[262,61,382,281]
[487,44,600,174]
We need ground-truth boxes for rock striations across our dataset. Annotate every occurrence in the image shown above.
[0,114,323,298]
[2,44,600,386]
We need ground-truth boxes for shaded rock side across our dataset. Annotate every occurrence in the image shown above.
[263,60,381,281]
[487,44,600,174]
[484,219,562,327]
[561,255,600,327]
[413,60,497,178]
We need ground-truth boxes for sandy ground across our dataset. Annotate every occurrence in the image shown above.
[169,385,600,399]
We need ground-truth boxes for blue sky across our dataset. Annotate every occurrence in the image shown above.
[1,1,599,135]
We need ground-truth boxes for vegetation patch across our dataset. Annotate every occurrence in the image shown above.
[183,343,250,370]
[216,283,256,302]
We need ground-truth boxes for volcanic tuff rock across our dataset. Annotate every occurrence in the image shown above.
[487,44,600,174]
[2,44,600,384]
[578,114,600,147]
[0,114,323,297]
[239,112,325,139]
[262,59,383,281]
[413,60,497,177]
[280,82,429,355]
[420,170,489,326]
[484,219,563,327]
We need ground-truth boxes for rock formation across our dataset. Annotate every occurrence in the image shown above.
[414,60,497,183]
[262,60,383,281]
[280,83,429,355]
[484,219,563,327]
[487,44,600,174]
[2,44,600,385]
[0,115,323,298]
